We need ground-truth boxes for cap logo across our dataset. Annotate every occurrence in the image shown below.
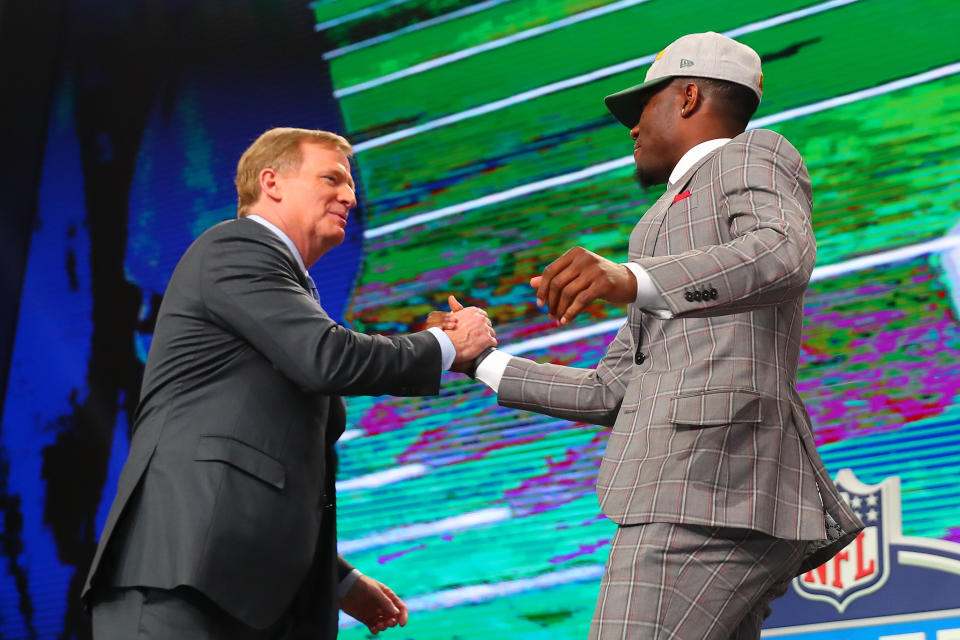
[655,49,666,61]
[679,58,694,68]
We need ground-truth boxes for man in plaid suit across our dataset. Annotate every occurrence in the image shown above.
[468,32,864,638]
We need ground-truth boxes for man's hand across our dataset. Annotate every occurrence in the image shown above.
[340,574,409,635]
[443,295,496,373]
[425,311,457,331]
[531,246,637,325]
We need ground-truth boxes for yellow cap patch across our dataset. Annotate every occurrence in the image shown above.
[655,49,666,61]
[758,72,764,94]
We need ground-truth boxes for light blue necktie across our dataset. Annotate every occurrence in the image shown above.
[305,273,321,304]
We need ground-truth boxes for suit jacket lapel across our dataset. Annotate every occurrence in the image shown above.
[240,220,344,411]
[241,218,313,293]
[632,148,720,258]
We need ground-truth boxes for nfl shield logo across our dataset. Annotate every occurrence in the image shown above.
[792,470,892,612]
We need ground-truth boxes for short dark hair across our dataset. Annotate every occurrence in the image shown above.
[674,76,760,126]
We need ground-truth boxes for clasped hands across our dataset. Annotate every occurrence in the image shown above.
[426,295,496,374]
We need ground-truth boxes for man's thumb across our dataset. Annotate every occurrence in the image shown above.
[448,295,465,312]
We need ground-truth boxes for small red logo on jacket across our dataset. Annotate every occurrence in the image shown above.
[673,190,691,204]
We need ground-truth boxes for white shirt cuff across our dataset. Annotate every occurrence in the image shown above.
[622,262,672,319]
[338,568,362,600]
[427,327,456,371]
[475,349,511,393]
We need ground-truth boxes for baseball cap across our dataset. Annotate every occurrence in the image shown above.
[604,31,763,127]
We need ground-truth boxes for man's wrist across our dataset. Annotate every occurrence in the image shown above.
[474,349,510,392]
[622,261,672,316]
[337,569,362,600]
[427,327,456,371]
[466,347,496,378]
[621,262,645,304]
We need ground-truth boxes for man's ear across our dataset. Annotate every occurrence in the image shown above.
[680,82,702,118]
[259,167,282,202]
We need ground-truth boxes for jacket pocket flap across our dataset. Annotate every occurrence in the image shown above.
[668,390,762,426]
[196,435,285,489]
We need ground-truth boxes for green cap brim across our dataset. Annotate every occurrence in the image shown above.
[603,75,673,127]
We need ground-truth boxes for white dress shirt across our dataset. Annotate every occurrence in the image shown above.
[477,139,731,392]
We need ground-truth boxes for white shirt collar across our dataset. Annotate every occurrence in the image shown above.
[668,138,731,185]
[246,214,308,275]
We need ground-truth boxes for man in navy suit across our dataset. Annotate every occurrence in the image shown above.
[83,128,496,638]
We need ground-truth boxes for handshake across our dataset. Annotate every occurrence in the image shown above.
[425,295,497,375]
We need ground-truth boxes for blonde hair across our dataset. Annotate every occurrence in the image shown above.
[235,127,353,217]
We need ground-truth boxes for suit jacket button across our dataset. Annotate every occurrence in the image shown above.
[634,350,646,365]
[684,291,694,302]
[693,290,702,301]
[701,288,710,301]
[708,287,718,300]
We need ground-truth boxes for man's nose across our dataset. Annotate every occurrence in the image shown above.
[340,186,357,208]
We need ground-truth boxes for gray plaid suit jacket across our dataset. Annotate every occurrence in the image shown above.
[499,129,863,572]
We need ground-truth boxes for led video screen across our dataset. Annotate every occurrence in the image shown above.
[2,0,959,637]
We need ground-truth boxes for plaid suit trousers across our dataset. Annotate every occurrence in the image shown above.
[590,523,805,640]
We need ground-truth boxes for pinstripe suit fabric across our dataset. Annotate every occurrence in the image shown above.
[498,130,863,637]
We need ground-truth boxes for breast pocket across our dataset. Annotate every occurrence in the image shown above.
[668,389,762,427]
[195,435,286,489]
[657,199,705,255]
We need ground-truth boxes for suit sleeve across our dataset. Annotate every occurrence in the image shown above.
[199,232,442,397]
[636,135,816,318]
[497,321,635,427]
[337,555,355,582]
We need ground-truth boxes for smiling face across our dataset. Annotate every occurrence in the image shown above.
[629,81,684,189]
[278,142,357,263]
